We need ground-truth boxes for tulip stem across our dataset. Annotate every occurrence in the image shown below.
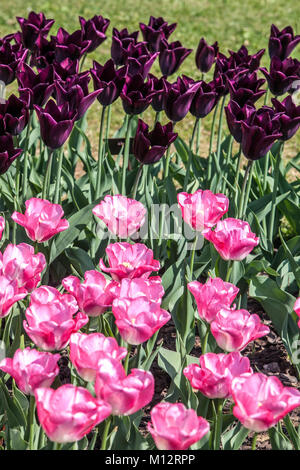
[238,160,253,219]
[28,395,36,450]
[53,148,64,204]
[207,101,219,182]
[105,105,111,143]
[221,135,234,193]
[96,106,106,198]
[21,111,33,201]
[196,118,201,155]
[213,399,223,450]
[154,111,162,125]
[183,118,199,192]
[42,148,54,200]
[251,433,258,450]
[121,115,133,196]
[269,141,284,244]
[100,417,111,450]
[190,235,198,276]
[216,95,226,163]
[124,344,132,374]
[201,327,209,355]
[225,261,233,282]
[132,164,144,200]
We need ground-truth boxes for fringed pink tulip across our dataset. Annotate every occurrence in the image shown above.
[95,356,154,415]
[210,308,270,352]
[62,270,117,317]
[69,332,127,382]
[0,347,60,395]
[183,352,252,399]
[92,195,146,238]
[0,276,27,318]
[0,216,4,240]
[203,218,259,260]
[177,190,229,232]
[147,402,210,450]
[35,384,112,443]
[112,297,171,345]
[99,242,160,281]
[231,373,300,432]
[11,198,69,243]
[110,276,165,304]
[188,277,239,323]
[24,286,88,351]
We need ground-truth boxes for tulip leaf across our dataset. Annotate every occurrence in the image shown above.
[65,247,95,277]
[221,423,249,450]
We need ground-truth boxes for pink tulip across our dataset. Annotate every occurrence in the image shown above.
[294,298,300,327]
[210,308,270,352]
[92,195,146,238]
[0,216,5,240]
[203,218,259,260]
[0,276,27,318]
[148,402,210,450]
[62,270,117,317]
[112,297,171,345]
[183,352,252,399]
[99,242,160,281]
[188,277,239,323]
[0,243,46,292]
[11,198,69,243]
[24,286,88,351]
[35,384,111,443]
[231,373,300,432]
[110,276,165,304]
[0,348,60,395]
[95,356,154,415]
[69,332,127,382]
[177,189,229,231]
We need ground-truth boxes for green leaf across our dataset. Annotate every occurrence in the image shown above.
[221,423,249,450]
[65,247,95,276]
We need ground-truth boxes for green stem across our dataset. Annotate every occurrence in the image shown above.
[131,164,143,200]
[21,111,33,200]
[269,141,284,243]
[225,261,233,282]
[183,117,199,191]
[238,160,253,219]
[28,395,36,450]
[190,235,198,276]
[124,344,132,374]
[213,399,223,450]
[42,149,53,200]
[100,417,111,450]
[154,111,162,125]
[241,160,254,219]
[196,118,201,155]
[53,148,64,204]
[88,427,99,450]
[121,115,133,195]
[53,442,63,450]
[221,135,234,193]
[96,106,106,198]
[201,328,209,355]
[216,95,226,163]
[251,433,258,450]
[207,101,219,181]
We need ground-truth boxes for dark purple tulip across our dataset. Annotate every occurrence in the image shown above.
[260,56,300,96]
[126,42,158,79]
[159,39,192,76]
[227,71,266,107]
[228,45,265,72]
[149,74,171,112]
[52,59,79,80]
[79,15,110,53]
[240,106,282,160]
[0,93,29,136]
[91,59,127,107]
[271,95,300,141]
[0,40,27,85]
[139,16,176,52]
[195,38,218,73]
[34,100,76,149]
[54,28,91,63]
[213,53,245,94]
[30,35,57,69]
[190,80,218,118]
[212,73,227,98]
[133,119,177,164]
[164,75,201,122]
[225,100,256,143]
[16,11,55,50]
[111,28,139,66]
[0,134,22,174]
[269,24,300,60]
[17,63,54,108]
[120,73,156,115]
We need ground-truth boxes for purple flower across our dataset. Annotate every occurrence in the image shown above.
[227,71,266,107]
[139,16,176,52]
[0,93,29,136]
[164,75,201,122]
[133,119,177,164]
[30,35,56,69]
[126,42,158,79]
[17,63,54,108]
[269,24,300,60]
[91,59,127,107]
[17,11,55,50]
[190,80,218,118]
[0,134,22,174]
[271,95,300,141]
[149,74,171,112]
[79,15,110,53]
[120,74,156,115]
[228,45,265,72]
[159,39,192,76]
[54,27,91,64]
[195,38,218,73]
[225,101,256,143]
[0,40,27,85]
[111,28,139,66]
[260,57,300,96]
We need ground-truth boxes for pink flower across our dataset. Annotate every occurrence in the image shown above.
[95,356,154,415]
[294,298,300,327]
[62,270,117,317]
[24,286,88,351]
[0,243,46,292]
[183,352,252,399]
[0,347,60,395]
[177,189,229,231]
[92,195,146,238]
[231,373,300,432]
[188,277,239,323]
[11,198,69,243]
[35,384,111,443]
[0,216,5,240]
[0,276,27,318]
[203,218,259,260]
[99,242,160,281]
[110,276,165,304]
[210,308,270,352]
[112,297,171,345]
[69,332,127,382]
[147,402,210,450]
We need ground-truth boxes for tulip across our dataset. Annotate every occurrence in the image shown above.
[17,63,54,108]
[69,332,127,382]
[62,270,116,317]
[35,384,111,443]
[17,11,55,50]
[293,297,300,327]
[188,277,239,324]
[148,402,209,450]
[30,35,56,69]
[111,27,139,66]
[92,195,147,238]
[91,59,127,107]
[231,373,300,432]
[195,38,218,74]
[183,352,252,399]
[203,218,259,260]
[133,119,177,165]
[99,242,160,281]
[269,24,300,60]
[0,39,27,85]
[190,80,218,118]
[159,39,192,77]
[225,101,256,143]
[0,134,23,174]
[79,15,110,53]
[0,216,4,240]
[110,276,165,304]
[54,78,101,121]
[177,189,229,232]
[260,57,300,96]
[227,71,266,107]
[140,16,177,52]
[126,42,158,79]
[271,96,300,141]
[95,356,154,415]
[0,276,27,318]
[0,348,60,395]
[54,27,91,63]
[228,45,265,72]
[24,286,88,351]
[34,100,76,149]
[120,73,156,115]
[112,296,170,345]
[210,307,270,352]
[149,74,171,112]
[0,93,29,135]
[11,198,69,243]
[164,76,201,122]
